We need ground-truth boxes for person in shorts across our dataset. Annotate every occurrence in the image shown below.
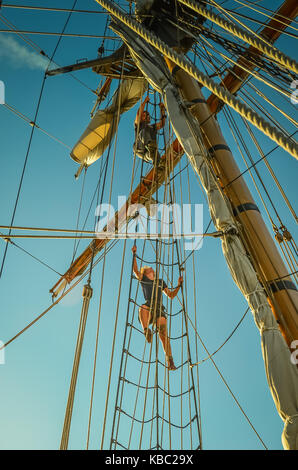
[132,245,183,371]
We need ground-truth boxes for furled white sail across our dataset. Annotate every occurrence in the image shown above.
[70,77,146,167]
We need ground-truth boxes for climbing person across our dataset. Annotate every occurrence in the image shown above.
[133,95,166,166]
[131,245,183,371]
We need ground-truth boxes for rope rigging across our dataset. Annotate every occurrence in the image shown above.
[189,23,295,84]
[178,0,298,73]
[219,9,298,38]
[107,99,267,449]
[105,101,201,449]
[95,0,298,160]
[226,0,298,31]
[110,233,202,449]
[0,13,99,94]
[192,28,297,234]
[2,0,298,452]
[0,0,81,280]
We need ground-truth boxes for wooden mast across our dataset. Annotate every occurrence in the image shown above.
[164,26,298,346]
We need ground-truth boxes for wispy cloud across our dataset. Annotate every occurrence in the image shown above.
[0,34,49,71]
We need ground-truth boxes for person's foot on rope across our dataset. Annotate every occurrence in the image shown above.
[166,355,176,371]
[144,327,153,343]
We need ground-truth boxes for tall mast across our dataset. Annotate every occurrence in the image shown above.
[164,60,298,347]
[162,0,298,346]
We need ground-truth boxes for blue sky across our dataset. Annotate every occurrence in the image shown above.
[0,0,297,450]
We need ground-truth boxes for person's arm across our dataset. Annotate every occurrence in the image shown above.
[163,276,183,299]
[155,102,166,131]
[132,246,142,280]
[134,95,150,126]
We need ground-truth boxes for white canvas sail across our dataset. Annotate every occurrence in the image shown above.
[71,77,146,166]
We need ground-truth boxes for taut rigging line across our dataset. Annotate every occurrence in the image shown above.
[94,0,298,160]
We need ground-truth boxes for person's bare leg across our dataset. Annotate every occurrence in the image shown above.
[156,317,176,370]
[139,305,152,343]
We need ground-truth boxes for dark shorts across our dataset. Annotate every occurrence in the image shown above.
[140,302,167,326]
[134,141,160,164]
